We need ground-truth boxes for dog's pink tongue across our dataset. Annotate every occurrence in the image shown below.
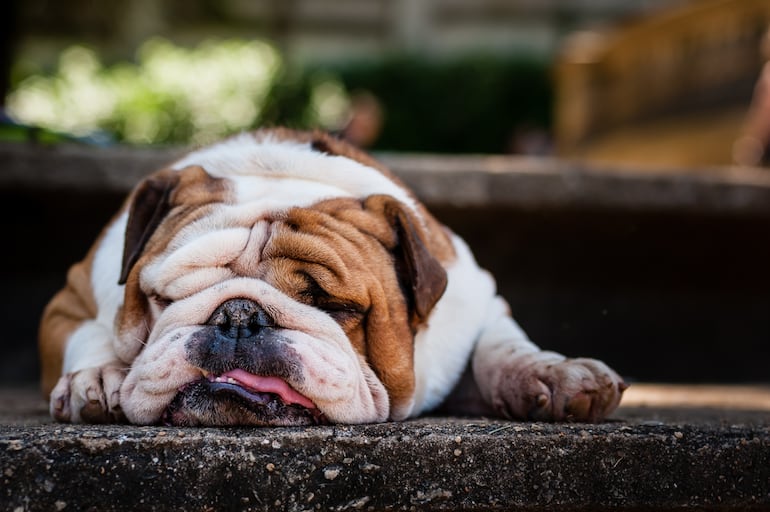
[221,369,316,409]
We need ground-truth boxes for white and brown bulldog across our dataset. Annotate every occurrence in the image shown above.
[39,129,626,426]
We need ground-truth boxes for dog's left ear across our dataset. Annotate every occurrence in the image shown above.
[119,169,180,285]
[119,165,221,285]
[365,195,448,324]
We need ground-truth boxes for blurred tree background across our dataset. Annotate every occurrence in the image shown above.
[3,0,768,162]
[6,38,552,152]
[1,0,682,153]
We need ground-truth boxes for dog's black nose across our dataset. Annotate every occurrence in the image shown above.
[206,298,273,339]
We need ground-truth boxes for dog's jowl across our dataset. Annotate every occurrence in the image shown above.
[39,129,626,426]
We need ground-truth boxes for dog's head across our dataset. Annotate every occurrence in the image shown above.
[113,132,451,426]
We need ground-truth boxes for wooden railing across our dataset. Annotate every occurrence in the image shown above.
[555,0,770,156]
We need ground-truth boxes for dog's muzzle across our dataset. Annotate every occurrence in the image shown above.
[161,298,326,426]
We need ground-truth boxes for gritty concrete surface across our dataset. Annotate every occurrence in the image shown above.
[2,385,769,511]
[3,141,770,215]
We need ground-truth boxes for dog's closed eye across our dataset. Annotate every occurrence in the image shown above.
[148,294,173,319]
[318,300,366,323]
[298,271,365,322]
[150,294,173,309]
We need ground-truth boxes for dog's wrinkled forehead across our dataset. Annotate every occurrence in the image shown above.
[138,194,405,305]
[137,196,366,302]
[119,129,447,331]
[121,131,422,285]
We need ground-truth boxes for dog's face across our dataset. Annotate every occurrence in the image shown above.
[113,152,448,426]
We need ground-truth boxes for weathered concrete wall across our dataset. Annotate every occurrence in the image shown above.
[3,142,770,385]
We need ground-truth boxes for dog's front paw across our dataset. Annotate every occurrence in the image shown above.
[495,353,627,422]
[50,365,127,423]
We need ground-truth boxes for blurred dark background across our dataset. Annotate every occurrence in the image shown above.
[2,0,770,388]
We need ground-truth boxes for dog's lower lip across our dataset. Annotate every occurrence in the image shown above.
[162,377,328,426]
[208,380,274,405]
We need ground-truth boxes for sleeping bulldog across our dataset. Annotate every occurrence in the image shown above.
[39,129,626,426]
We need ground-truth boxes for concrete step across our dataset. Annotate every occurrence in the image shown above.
[4,141,770,214]
[2,385,769,511]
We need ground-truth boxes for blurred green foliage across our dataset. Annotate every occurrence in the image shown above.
[331,54,552,153]
[7,39,287,145]
[7,39,552,153]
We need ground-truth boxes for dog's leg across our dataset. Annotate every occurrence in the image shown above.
[40,262,127,423]
[471,297,626,422]
[48,321,127,423]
